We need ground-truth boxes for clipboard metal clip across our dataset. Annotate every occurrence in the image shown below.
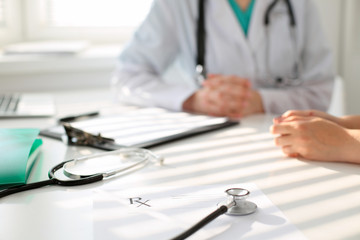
[62,123,122,151]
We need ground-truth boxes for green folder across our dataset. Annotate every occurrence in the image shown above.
[0,128,43,185]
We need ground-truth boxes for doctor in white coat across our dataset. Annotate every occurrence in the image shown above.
[112,0,334,118]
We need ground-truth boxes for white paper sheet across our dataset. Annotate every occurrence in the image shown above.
[93,183,307,240]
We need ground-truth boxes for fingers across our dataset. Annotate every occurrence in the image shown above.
[279,109,337,123]
[203,85,250,107]
[199,75,252,118]
[203,75,251,89]
[274,135,301,158]
[282,146,300,158]
[186,74,260,118]
[273,114,316,125]
[270,122,300,135]
[281,110,315,118]
[189,88,241,118]
[202,93,244,118]
[274,134,292,147]
[273,110,319,124]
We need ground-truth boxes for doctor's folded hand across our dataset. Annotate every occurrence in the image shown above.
[182,74,264,119]
[270,110,360,164]
[112,0,335,116]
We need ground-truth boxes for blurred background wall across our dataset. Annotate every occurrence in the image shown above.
[0,0,359,114]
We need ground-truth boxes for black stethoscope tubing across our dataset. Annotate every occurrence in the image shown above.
[264,0,296,27]
[196,0,297,84]
[196,0,207,80]
[171,204,230,240]
[0,160,103,199]
[0,147,161,199]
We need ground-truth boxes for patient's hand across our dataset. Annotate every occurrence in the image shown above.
[274,110,340,125]
[276,110,360,129]
[270,116,360,164]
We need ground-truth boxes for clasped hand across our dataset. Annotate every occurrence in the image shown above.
[182,74,263,119]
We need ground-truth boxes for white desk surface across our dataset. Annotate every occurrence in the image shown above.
[1,89,359,240]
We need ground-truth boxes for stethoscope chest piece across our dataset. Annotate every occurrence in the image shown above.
[222,188,257,216]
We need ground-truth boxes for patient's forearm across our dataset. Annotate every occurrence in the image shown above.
[344,129,360,164]
[339,116,360,129]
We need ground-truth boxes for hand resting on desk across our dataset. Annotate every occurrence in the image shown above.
[270,110,360,164]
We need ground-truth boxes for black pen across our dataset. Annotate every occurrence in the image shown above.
[58,111,99,123]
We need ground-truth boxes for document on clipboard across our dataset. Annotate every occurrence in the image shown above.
[40,108,238,149]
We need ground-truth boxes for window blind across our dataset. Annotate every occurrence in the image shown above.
[46,0,152,28]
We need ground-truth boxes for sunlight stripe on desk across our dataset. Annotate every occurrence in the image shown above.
[157,140,277,166]
[133,148,284,181]
[135,160,309,188]
[289,187,360,239]
[155,129,272,157]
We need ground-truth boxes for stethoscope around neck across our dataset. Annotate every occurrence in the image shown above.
[195,0,302,87]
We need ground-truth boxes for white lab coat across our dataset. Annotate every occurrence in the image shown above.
[112,0,335,114]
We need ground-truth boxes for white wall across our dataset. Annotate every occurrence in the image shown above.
[312,0,343,74]
[312,0,345,116]
[0,45,120,92]
[314,0,360,114]
[342,0,360,114]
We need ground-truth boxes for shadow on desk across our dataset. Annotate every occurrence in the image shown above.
[297,159,360,175]
[209,212,288,240]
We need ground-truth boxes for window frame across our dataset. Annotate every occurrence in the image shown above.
[0,0,5,25]
[24,0,152,44]
[0,0,22,45]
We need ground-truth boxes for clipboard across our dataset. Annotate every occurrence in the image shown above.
[40,108,239,150]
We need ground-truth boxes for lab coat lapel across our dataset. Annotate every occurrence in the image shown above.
[213,0,247,45]
[210,0,252,61]
[209,0,271,79]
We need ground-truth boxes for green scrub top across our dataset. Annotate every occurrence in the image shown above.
[228,0,256,37]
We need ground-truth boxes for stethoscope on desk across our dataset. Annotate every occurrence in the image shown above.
[0,125,164,199]
[171,188,257,240]
[195,0,302,87]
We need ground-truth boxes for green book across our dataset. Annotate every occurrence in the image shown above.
[0,128,43,185]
